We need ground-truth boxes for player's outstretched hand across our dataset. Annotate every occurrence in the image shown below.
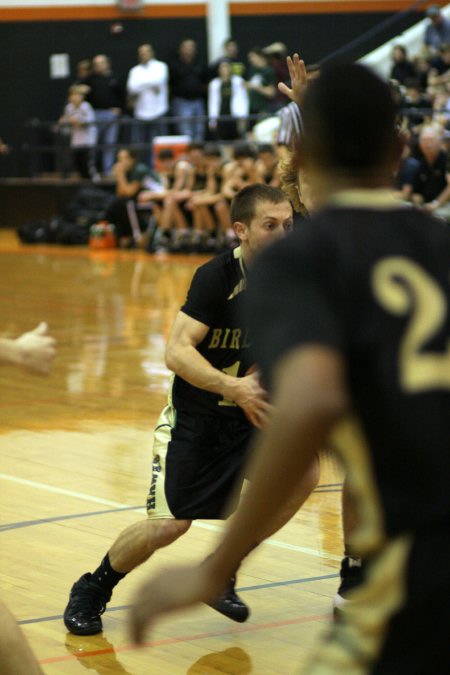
[15,322,56,375]
[278,53,308,106]
[129,563,222,645]
[226,370,274,429]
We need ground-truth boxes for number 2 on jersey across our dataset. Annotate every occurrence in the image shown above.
[372,257,450,392]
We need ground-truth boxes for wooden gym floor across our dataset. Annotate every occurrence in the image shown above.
[0,230,344,674]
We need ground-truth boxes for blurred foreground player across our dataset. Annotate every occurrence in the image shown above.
[129,64,450,674]
[0,322,56,675]
[64,184,319,636]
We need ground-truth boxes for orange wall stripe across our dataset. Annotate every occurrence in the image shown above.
[231,1,427,15]
[0,1,440,22]
[0,5,206,21]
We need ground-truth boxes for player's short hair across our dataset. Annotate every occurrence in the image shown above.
[301,63,397,174]
[257,144,275,155]
[231,184,289,225]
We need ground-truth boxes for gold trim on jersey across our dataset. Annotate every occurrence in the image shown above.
[327,189,410,210]
[306,534,412,674]
[228,246,247,301]
[330,415,385,556]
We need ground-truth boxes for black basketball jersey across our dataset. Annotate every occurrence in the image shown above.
[171,246,253,418]
[247,192,450,554]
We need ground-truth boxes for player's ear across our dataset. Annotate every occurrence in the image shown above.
[233,220,249,242]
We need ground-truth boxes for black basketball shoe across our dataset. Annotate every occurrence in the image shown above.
[333,556,365,619]
[64,573,111,635]
[205,576,250,623]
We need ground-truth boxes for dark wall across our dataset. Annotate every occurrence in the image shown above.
[0,10,423,175]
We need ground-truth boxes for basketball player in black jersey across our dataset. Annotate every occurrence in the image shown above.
[129,64,450,674]
[64,183,320,636]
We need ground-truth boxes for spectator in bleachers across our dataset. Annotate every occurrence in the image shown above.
[137,148,192,251]
[207,38,245,81]
[412,124,450,220]
[208,61,248,141]
[255,143,280,187]
[390,45,416,85]
[170,39,207,141]
[222,142,261,201]
[106,148,157,248]
[403,79,431,132]
[428,43,450,88]
[393,133,420,202]
[75,59,91,84]
[59,85,97,180]
[423,5,450,54]
[245,48,277,127]
[82,54,123,176]
[126,44,169,167]
[412,54,432,90]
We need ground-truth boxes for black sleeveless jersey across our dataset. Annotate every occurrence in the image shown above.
[247,194,450,552]
[171,246,253,418]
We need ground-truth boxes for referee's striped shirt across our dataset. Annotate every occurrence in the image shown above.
[277,101,303,148]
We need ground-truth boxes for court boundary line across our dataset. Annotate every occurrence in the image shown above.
[38,611,331,665]
[0,472,342,561]
[18,572,339,627]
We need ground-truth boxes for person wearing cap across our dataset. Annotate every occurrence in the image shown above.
[423,5,450,53]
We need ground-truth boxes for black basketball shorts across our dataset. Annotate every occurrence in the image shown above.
[146,404,254,520]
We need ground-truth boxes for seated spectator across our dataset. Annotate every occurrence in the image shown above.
[245,48,277,127]
[137,148,192,251]
[59,85,97,180]
[412,54,432,90]
[412,124,450,220]
[222,142,261,201]
[182,144,232,251]
[208,61,249,141]
[393,133,420,202]
[423,5,450,54]
[390,45,416,85]
[255,143,280,187]
[428,43,450,89]
[106,148,158,247]
[403,79,432,132]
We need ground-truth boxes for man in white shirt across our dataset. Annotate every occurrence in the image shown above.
[127,44,169,165]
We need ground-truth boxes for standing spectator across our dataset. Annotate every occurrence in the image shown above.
[59,85,97,180]
[245,48,276,127]
[82,54,123,175]
[208,62,248,141]
[207,38,245,81]
[412,124,450,220]
[389,45,416,85]
[126,44,169,167]
[75,59,91,84]
[263,42,290,111]
[170,39,206,141]
[423,5,450,53]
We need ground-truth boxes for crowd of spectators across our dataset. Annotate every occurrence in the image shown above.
[390,6,450,221]
[55,37,291,179]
